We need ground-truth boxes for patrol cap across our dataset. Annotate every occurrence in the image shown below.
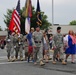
[31,27,34,30]
[57,26,61,30]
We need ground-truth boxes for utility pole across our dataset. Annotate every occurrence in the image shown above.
[52,0,54,34]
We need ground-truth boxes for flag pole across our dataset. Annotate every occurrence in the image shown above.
[52,0,54,34]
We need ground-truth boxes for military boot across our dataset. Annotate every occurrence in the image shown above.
[62,60,67,65]
[20,57,23,61]
[7,57,10,62]
[15,57,18,61]
[40,61,45,66]
[11,57,15,62]
[8,58,11,62]
[48,57,52,60]
[52,61,56,64]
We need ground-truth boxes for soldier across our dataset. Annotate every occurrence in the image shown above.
[5,30,15,62]
[23,34,29,61]
[32,26,45,66]
[13,33,19,60]
[52,27,66,65]
[17,34,24,61]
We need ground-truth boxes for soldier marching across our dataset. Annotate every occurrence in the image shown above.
[5,30,15,62]
[4,26,76,66]
[32,26,45,66]
[52,27,66,65]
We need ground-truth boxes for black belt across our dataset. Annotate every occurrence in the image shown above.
[35,41,41,43]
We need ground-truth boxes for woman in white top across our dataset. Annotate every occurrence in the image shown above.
[63,34,68,51]
[43,32,49,62]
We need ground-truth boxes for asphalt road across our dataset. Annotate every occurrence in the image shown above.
[0,48,76,75]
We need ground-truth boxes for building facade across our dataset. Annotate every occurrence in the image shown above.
[50,25,76,34]
[0,31,7,40]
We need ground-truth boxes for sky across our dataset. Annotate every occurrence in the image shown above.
[0,0,76,30]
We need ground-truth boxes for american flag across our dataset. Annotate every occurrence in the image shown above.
[9,0,20,35]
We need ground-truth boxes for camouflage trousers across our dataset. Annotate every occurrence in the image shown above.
[15,45,23,59]
[6,47,14,59]
[53,46,64,61]
[33,46,43,62]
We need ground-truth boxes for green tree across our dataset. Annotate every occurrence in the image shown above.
[4,7,51,33]
[69,20,76,25]
[4,9,13,27]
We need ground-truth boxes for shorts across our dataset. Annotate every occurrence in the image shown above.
[28,46,33,54]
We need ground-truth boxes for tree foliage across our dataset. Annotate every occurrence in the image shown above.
[69,20,76,25]
[4,9,13,27]
[4,7,51,34]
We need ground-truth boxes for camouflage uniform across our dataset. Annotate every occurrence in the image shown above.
[33,30,45,65]
[13,34,19,60]
[23,35,29,60]
[5,34,15,61]
[52,33,66,64]
[18,34,24,60]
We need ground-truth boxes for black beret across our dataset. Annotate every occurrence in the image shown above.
[57,26,61,30]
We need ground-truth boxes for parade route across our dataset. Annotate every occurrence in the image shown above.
[0,48,76,75]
